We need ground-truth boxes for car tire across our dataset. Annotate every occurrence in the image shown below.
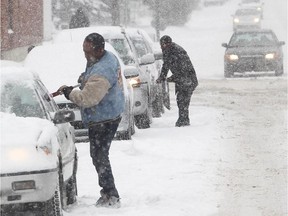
[118,129,132,140]
[275,64,284,76]
[135,110,150,129]
[57,155,67,210]
[66,150,78,205]
[224,65,233,78]
[44,181,63,216]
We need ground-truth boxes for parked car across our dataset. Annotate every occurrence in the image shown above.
[24,42,139,141]
[125,27,170,117]
[52,26,169,129]
[222,29,285,77]
[1,62,77,215]
[232,8,261,31]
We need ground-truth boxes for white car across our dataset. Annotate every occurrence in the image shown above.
[232,8,261,31]
[52,26,165,129]
[1,62,77,215]
[24,42,138,141]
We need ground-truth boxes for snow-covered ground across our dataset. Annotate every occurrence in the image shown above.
[62,0,287,216]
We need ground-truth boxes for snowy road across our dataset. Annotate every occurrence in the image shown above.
[69,78,287,216]
[195,78,287,216]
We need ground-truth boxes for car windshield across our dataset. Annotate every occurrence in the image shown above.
[1,81,45,118]
[229,32,277,47]
[235,9,259,16]
[107,38,135,65]
[242,0,260,3]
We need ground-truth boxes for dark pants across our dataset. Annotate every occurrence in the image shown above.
[175,86,194,123]
[88,117,121,198]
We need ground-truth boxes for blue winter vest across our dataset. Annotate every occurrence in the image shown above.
[80,51,125,126]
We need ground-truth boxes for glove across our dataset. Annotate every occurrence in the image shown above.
[166,76,174,82]
[57,85,73,100]
[156,76,165,84]
[62,86,73,100]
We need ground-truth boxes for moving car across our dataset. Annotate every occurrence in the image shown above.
[52,26,169,129]
[24,42,139,141]
[232,8,261,31]
[1,62,77,215]
[222,29,285,77]
[239,0,264,18]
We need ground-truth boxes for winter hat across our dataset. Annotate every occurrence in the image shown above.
[85,33,105,49]
[160,35,172,44]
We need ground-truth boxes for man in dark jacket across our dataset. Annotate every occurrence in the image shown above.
[57,33,124,208]
[156,35,198,127]
[69,7,90,29]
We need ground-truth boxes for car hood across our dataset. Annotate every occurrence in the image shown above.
[1,113,59,174]
[225,46,280,55]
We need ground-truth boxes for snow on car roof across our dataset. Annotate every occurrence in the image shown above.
[53,26,125,44]
[24,42,128,102]
[1,64,39,89]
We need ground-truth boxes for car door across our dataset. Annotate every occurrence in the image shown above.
[35,80,75,180]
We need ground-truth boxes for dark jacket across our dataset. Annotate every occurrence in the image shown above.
[159,42,198,91]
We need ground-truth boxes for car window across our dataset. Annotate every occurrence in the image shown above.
[129,36,151,58]
[236,9,259,16]
[229,32,277,46]
[35,80,58,113]
[1,81,45,118]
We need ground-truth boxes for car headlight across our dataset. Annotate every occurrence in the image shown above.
[254,18,260,23]
[226,54,239,61]
[8,148,29,161]
[257,7,261,11]
[129,77,141,88]
[265,53,275,59]
[233,18,240,23]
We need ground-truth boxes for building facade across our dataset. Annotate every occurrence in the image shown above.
[1,0,52,61]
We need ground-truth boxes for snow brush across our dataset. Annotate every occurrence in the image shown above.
[51,84,81,97]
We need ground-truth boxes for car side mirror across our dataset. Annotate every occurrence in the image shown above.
[222,43,228,48]
[52,110,75,124]
[139,53,155,65]
[123,66,140,79]
[278,41,285,46]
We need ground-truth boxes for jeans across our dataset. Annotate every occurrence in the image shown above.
[88,116,121,198]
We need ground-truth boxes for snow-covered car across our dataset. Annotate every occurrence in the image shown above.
[52,26,167,129]
[222,29,285,77]
[1,62,77,215]
[24,42,139,141]
[232,8,261,31]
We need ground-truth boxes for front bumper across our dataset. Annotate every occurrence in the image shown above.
[225,57,281,73]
